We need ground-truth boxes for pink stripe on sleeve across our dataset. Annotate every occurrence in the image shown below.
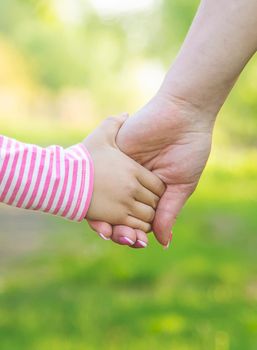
[25,149,47,209]
[16,146,37,207]
[0,138,13,184]
[34,150,54,210]
[43,146,61,213]
[52,158,70,215]
[77,144,94,221]
[7,147,29,205]
[60,160,78,218]
[0,142,21,202]
[69,159,86,220]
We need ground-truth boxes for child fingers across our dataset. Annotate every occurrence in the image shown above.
[131,201,155,223]
[100,113,129,145]
[137,167,165,197]
[135,186,160,208]
[101,113,129,129]
[125,216,152,233]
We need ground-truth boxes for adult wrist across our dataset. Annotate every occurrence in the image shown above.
[159,69,232,123]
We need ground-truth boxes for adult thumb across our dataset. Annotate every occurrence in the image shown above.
[152,185,193,247]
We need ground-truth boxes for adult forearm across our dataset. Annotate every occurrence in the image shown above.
[160,0,257,117]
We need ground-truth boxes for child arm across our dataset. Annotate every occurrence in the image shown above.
[0,135,93,221]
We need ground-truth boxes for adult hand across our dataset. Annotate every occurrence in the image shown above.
[88,92,213,247]
[88,0,257,247]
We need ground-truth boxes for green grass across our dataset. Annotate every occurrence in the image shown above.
[0,166,257,350]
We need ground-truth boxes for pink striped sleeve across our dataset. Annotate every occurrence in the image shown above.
[0,135,94,222]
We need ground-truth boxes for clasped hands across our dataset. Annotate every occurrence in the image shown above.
[84,92,213,249]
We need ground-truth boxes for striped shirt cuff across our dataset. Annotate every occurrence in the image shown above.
[0,136,94,222]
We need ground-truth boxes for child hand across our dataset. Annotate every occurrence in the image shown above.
[83,114,165,233]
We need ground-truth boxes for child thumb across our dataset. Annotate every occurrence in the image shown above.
[101,113,129,143]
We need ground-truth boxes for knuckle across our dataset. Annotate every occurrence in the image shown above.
[120,214,129,225]
[147,208,155,222]
[121,197,132,210]
[151,194,159,209]
[158,181,166,196]
[126,181,137,195]
[127,162,138,175]
[124,215,133,227]
[143,223,152,233]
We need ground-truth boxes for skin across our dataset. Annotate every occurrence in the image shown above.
[88,0,257,248]
[83,114,165,242]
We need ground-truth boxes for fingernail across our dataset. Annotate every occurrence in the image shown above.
[163,241,170,250]
[163,231,173,250]
[99,233,110,241]
[119,236,135,246]
[134,240,148,248]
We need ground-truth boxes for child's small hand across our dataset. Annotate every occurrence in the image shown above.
[83,114,165,233]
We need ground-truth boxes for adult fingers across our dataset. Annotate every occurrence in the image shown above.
[131,229,149,249]
[111,225,138,246]
[87,220,113,241]
[152,184,195,247]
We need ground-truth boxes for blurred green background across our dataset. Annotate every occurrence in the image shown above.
[0,1,257,349]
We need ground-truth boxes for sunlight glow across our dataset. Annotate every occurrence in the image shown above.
[90,0,156,15]
[54,0,157,22]
[54,0,84,23]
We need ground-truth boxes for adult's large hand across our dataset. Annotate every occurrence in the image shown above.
[88,0,257,247]
[117,94,214,246]
[88,92,213,247]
